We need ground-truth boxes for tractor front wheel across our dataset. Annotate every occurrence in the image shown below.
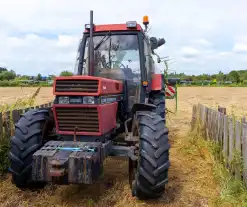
[8,109,52,189]
[130,111,170,200]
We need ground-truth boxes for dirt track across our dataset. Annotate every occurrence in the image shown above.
[0,87,246,206]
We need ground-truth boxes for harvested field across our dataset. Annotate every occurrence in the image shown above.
[0,87,246,206]
[0,87,54,106]
[1,87,246,115]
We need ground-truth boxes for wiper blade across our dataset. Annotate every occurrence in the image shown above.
[94,31,111,50]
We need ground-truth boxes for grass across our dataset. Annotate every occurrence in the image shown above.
[189,106,247,207]
[0,87,41,175]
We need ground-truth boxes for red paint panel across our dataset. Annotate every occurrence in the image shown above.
[84,24,142,33]
[98,78,123,95]
[53,103,117,136]
[53,75,123,96]
[151,74,162,91]
[98,102,118,134]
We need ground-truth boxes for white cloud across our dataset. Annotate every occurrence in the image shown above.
[194,38,212,47]
[56,35,79,48]
[233,43,247,53]
[181,47,200,58]
[0,0,247,75]
[181,57,196,63]
[218,52,233,57]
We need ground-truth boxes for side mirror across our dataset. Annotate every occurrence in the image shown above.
[150,37,158,50]
[157,38,165,47]
[150,37,166,50]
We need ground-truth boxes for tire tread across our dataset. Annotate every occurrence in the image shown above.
[8,109,49,188]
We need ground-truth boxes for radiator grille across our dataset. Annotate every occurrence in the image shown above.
[55,79,98,93]
[56,107,99,132]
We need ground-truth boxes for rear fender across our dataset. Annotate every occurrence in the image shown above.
[131,103,156,115]
[151,74,165,91]
[125,103,156,141]
[128,103,156,129]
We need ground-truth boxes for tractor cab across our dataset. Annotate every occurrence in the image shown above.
[76,26,142,81]
[74,17,166,111]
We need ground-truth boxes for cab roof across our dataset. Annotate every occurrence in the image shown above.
[84,23,143,33]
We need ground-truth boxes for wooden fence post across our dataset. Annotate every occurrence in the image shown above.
[205,107,209,140]
[243,117,246,124]
[242,123,247,186]
[235,120,242,180]
[218,106,227,158]
[201,105,207,137]
[3,111,11,139]
[12,110,20,124]
[218,106,227,115]
[228,117,234,172]
[213,110,218,142]
[207,108,211,140]
[11,110,21,136]
[217,111,222,144]
[0,112,2,140]
[191,104,197,131]
[223,115,229,167]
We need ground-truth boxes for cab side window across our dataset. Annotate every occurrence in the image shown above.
[144,38,154,80]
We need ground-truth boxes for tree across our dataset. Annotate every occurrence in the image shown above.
[60,71,73,76]
[0,70,16,80]
[227,70,240,83]
[0,67,7,73]
[48,75,56,80]
[36,73,42,81]
[216,71,224,83]
[239,72,247,82]
[20,75,30,80]
[243,72,247,81]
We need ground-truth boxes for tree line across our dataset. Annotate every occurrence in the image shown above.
[0,67,73,81]
[168,70,247,83]
[1,66,247,84]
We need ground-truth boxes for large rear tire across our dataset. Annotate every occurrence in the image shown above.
[131,111,170,200]
[149,90,165,119]
[8,109,51,189]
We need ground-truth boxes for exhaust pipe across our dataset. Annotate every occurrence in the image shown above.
[88,10,94,76]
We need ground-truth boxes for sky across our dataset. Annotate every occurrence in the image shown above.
[1,0,247,76]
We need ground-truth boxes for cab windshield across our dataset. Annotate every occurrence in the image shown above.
[76,34,141,82]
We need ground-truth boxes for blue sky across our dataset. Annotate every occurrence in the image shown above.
[1,0,247,76]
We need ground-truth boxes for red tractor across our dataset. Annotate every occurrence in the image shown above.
[8,11,173,200]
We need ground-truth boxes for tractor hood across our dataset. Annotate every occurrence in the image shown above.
[53,75,123,96]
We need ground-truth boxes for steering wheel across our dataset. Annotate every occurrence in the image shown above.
[105,61,126,69]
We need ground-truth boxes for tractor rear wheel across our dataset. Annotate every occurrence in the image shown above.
[149,90,165,119]
[8,108,52,189]
[131,111,170,200]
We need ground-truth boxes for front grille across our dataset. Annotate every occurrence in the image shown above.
[55,79,99,93]
[56,107,99,132]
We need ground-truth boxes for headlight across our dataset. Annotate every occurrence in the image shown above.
[58,96,69,104]
[83,96,95,104]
